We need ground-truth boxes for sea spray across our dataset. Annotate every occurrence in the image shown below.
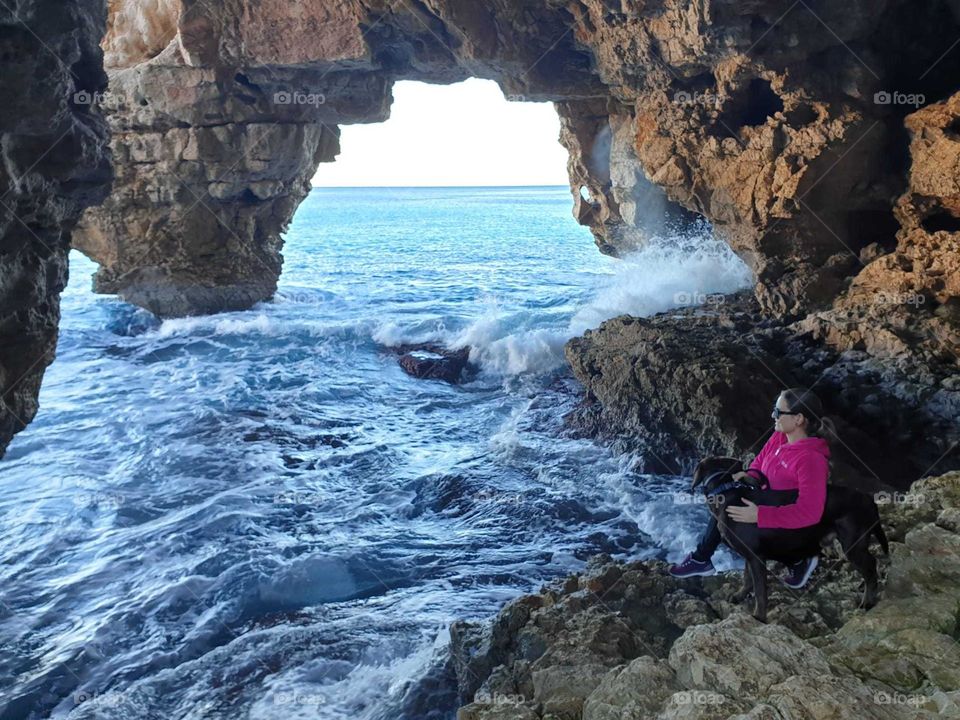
[376,222,752,378]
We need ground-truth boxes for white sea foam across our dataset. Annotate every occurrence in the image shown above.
[155,313,276,338]
[440,226,752,377]
[567,229,753,334]
[371,319,448,347]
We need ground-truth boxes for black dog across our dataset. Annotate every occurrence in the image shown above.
[691,456,889,622]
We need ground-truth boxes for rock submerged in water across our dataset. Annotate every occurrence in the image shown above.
[393,343,474,384]
[451,471,960,720]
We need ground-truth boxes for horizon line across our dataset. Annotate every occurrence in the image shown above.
[311,183,570,189]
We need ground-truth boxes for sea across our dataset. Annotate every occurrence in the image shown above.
[0,186,753,719]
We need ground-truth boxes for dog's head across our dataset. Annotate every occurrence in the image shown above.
[690,456,746,516]
[691,456,743,493]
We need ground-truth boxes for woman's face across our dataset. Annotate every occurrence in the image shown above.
[772,394,805,433]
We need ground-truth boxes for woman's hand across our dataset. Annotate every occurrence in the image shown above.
[726,498,759,524]
[734,470,763,487]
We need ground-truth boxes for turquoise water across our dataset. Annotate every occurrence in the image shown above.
[0,187,752,719]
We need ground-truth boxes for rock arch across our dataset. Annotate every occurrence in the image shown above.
[72,0,902,320]
[3,0,960,467]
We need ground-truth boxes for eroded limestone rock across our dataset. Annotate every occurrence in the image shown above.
[75,0,960,324]
[451,471,960,720]
[792,90,960,467]
[0,0,112,458]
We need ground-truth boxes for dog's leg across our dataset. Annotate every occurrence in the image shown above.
[847,544,880,608]
[836,518,881,609]
[747,556,768,622]
[732,562,753,603]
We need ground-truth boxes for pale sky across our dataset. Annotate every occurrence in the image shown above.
[312,78,570,187]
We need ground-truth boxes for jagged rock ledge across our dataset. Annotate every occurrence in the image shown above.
[562,287,956,486]
[449,471,960,720]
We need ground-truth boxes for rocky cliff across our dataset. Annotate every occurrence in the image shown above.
[0,0,112,458]
[70,0,960,318]
[0,3,959,717]
[564,86,960,482]
[59,0,958,476]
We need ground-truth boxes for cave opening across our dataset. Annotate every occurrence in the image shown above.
[309,78,569,190]
[710,78,784,138]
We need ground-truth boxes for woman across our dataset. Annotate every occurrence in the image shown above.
[668,387,837,589]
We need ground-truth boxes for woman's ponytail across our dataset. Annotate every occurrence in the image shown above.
[814,415,839,445]
[782,387,837,448]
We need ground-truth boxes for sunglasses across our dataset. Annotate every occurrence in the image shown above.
[771,407,802,418]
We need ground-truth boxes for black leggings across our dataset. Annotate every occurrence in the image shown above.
[692,488,799,562]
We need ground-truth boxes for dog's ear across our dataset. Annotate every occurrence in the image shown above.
[692,456,743,492]
[690,457,712,492]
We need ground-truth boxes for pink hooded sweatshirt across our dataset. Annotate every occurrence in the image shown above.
[746,430,830,529]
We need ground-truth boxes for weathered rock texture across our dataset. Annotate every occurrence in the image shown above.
[450,471,960,719]
[565,86,960,482]
[0,0,112,458]
[73,0,960,316]
[563,289,953,486]
[72,0,606,317]
[3,2,960,469]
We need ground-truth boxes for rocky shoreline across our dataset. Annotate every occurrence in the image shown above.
[4,1,960,473]
[0,2,958,714]
[449,471,960,719]
[562,286,954,487]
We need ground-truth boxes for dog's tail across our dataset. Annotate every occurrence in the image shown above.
[874,524,890,556]
[866,493,891,555]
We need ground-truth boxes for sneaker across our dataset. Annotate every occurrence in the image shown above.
[781,555,819,589]
[668,553,716,578]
